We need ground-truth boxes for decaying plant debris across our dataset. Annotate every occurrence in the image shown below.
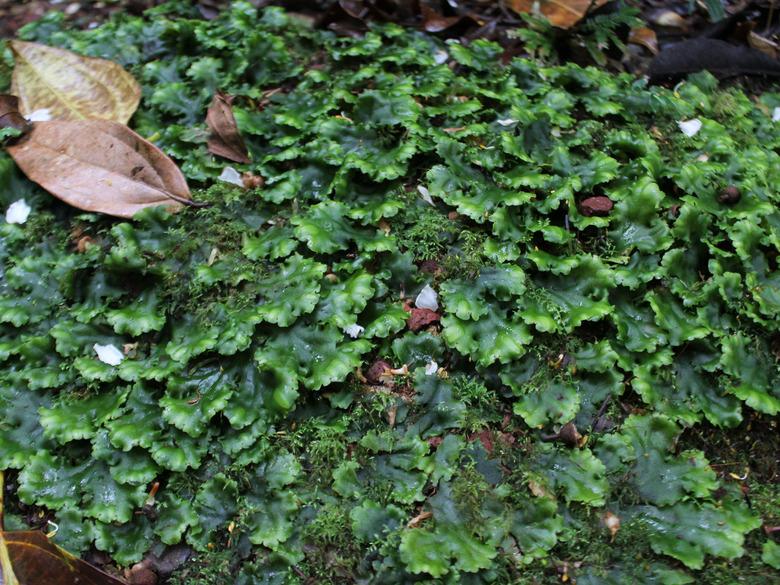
[0,1,778,584]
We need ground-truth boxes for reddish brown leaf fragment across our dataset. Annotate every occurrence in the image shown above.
[469,429,494,454]
[6,119,192,218]
[206,91,250,164]
[407,308,440,332]
[0,94,30,134]
[366,360,392,384]
[579,196,613,217]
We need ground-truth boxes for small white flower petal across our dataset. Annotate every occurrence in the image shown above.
[678,119,702,137]
[433,49,449,65]
[773,107,780,122]
[417,185,434,206]
[425,361,438,375]
[415,284,438,311]
[94,343,124,366]
[497,118,516,126]
[25,108,52,122]
[344,323,364,338]
[5,199,31,224]
[218,166,244,187]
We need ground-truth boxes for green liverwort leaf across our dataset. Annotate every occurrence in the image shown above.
[632,500,760,569]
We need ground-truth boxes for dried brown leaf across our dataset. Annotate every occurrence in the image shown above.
[508,0,608,29]
[206,91,250,164]
[407,308,440,332]
[10,40,141,124]
[748,31,779,59]
[650,9,688,29]
[406,510,432,528]
[1,530,126,585]
[628,27,659,55]
[7,119,192,218]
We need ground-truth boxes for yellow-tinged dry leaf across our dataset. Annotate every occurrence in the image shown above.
[508,0,608,29]
[7,119,192,218]
[10,40,141,123]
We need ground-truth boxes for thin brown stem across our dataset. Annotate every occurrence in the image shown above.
[0,470,5,532]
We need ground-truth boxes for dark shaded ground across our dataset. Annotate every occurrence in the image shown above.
[3,0,779,64]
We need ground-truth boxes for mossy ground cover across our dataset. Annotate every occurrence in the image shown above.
[0,2,779,583]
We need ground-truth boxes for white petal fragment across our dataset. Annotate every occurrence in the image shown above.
[425,361,438,375]
[678,119,702,137]
[344,323,365,339]
[433,49,449,64]
[415,284,439,311]
[25,108,53,122]
[5,199,31,224]
[94,343,124,366]
[417,185,434,206]
[773,107,780,122]
[218,166,244,187]
[497,118,517,126]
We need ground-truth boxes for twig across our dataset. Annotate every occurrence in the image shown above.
[0,470,4,532]
[592,395,612,429]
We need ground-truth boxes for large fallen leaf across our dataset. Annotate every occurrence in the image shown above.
[206,91,250,164]
[0,531,126,585]
[508,0,608,29]
[6,119,192,218]
[10,40,141,123]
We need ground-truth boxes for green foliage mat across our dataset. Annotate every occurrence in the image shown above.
[1,2,779,583]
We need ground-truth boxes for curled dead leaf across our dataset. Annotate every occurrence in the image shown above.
[0,94,30,134]
[407,510,432,528]
[7,119,193,218]
[11,40,141,123]
[206,91,250,164]
[527,478,550,498]
[748,31,779,59]
[650,9,688,29]
[557,422,582,448]
[628,27,659,55]
[365,359,392,384]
